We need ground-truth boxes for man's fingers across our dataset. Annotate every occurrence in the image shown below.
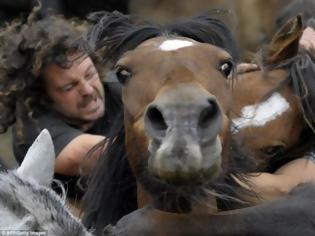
[237,63,259,74]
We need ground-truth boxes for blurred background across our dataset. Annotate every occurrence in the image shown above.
[0,0,303,168]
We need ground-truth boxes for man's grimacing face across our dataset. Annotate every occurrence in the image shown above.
[43,55,105,125]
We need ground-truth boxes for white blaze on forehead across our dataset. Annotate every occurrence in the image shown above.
[232,92,290,133]
[159,39,194,51]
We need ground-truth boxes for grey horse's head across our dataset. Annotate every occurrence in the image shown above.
[0,129,93,236]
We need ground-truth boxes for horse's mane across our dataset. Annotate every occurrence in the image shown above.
[257,52,315,171]
[87,10,240,64]
[82,111,137,235]
[288,53,315,132]
[82,11,250,234]
[81,82,137,234]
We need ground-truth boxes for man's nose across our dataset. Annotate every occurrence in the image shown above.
[79,80,94,95]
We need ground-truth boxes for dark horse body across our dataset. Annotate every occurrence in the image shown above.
[83,13,315,235]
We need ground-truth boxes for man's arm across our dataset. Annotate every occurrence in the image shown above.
[55,134,105,176]
[234,158,315,204]
[13,114,107,176]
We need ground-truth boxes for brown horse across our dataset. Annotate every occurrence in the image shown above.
[232,15,315,172]
[82,11,256,234]
[98,16,315,236]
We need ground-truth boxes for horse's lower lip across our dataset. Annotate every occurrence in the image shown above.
[150,160,221,185]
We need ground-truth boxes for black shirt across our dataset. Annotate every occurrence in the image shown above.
[12,82,121,198]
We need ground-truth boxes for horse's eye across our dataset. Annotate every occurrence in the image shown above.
[115,66,132,84]
[261,145,285,157]
[219,61,234,78]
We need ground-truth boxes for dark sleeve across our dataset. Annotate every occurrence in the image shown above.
[12,113,82,164]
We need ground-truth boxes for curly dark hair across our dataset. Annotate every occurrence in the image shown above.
[0,8,105,136]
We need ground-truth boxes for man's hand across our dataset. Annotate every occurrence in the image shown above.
[299,27,315,54]
[236,63,259,74]
[55,134,105,176]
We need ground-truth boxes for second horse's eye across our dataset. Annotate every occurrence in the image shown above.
[115,66,132,84]
[219,61,234,78]
[260,145,285,157]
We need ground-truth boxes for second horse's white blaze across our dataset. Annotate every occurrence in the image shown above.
[232,92,290,133]
[159,39,194,51]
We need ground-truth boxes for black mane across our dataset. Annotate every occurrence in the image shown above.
[87,10,240,64]
[82,111,138,235]
[289,53,315,131]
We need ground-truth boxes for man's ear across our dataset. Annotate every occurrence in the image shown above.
[16,129,55,187]
[264,15,303,65]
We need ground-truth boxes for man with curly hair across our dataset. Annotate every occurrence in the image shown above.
[0,12,121,198]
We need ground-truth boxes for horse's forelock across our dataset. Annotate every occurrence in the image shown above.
[88,11,239,64]
[88,11,161,63]
[167,14,240,61]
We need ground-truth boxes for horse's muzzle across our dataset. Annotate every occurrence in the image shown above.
[144,84,223,183]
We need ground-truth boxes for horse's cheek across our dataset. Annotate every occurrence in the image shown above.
[125,118,150,175]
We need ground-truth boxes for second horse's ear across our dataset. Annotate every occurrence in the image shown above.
[263,15,303,65]
[16,129,55,187]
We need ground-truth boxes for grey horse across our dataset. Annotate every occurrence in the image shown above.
[0,129,93,236]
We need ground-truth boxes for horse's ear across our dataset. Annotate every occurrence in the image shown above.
[16,129,55,187]
[264,15,303,65]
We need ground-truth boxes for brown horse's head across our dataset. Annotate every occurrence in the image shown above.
[116,36,234,199]
[232,16,315,171]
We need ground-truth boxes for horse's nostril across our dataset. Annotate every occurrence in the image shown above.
[146,106,168,131]
[198,99,218,129]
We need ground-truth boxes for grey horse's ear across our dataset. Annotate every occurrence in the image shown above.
[16,129,55,187]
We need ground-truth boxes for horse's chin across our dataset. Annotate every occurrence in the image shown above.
[147,136,222,185]
[138,154,222,213]
[137,136,223,213]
